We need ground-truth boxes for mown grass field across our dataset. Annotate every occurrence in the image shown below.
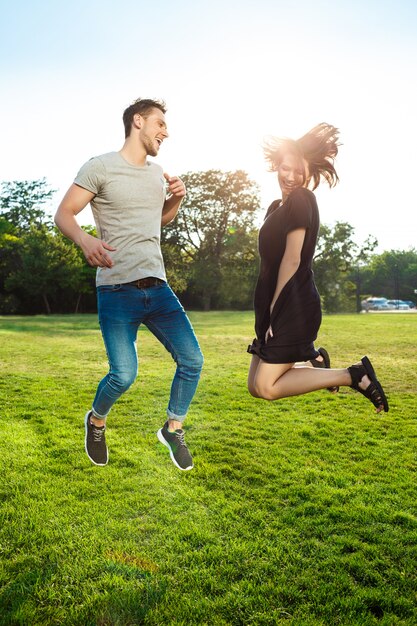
[0,312,416,625]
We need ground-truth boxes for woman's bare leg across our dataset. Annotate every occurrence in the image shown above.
[253,360,352,401]
[247,355,262,397]
[248,355,386,413]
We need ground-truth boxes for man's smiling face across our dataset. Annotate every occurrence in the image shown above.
[138,108,169,157]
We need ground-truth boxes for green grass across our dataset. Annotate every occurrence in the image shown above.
[0,312,416,625]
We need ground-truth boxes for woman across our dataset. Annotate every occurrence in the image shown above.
[247,123,388,413]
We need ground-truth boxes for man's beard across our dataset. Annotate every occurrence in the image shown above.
[143,134,158,157]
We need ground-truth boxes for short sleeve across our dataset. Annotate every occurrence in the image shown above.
[264,200,281,221]
[285,188,316,233]
[74,157,106,195]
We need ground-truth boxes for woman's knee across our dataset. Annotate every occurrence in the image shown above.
[248,385,260,398]
[254,383,279,401]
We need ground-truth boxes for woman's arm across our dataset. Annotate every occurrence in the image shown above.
[265,228,306,341]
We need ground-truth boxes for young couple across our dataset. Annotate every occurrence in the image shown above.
[55,99,388,472]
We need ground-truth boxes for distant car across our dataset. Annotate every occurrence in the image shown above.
[373,302,392,310]
[386,300,410,310]
[363,297,391,311]
[402,300,416,309]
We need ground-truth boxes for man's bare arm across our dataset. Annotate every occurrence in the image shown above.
[161,173,186,226]
[55,184,116,268]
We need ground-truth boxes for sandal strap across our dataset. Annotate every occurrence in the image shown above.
[348,362,366,390]
[311,358,324,369]
[366,381,385,408]
[312,347,339,394]
[348,360,386,410]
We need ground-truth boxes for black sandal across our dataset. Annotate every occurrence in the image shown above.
[310,347,339,393]
[348,356,389,412]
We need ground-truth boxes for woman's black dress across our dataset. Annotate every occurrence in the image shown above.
[248,187,321,363]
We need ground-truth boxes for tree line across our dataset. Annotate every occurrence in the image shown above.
[1,174,416,315]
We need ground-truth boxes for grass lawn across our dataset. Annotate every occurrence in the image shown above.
[0,311,416,625]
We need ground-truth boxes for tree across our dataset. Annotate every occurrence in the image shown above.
[69,225,98,313]
[360,249,417,303]
[162,170,260,310]
[351,236,380,312]
[216,227,259,309]
[0,180,96,314]
[160,240,191,295]
[313,222,378,313]
[0,179,55,232]
[0,218,20,313]
[5,226,95,314]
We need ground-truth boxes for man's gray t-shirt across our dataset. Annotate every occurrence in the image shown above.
[74,151,167,286]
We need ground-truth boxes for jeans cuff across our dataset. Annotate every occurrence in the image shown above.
[166,408,186,422]
[91,407,109,420]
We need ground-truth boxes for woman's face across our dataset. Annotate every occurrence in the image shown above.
[277,152,309,201]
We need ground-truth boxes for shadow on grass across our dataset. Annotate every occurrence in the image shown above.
[0,315,98,336]
[0,558,166,626]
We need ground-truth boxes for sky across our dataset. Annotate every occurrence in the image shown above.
[1,0,416,252]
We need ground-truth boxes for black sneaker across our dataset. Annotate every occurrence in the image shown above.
[84,411,108,466]
[157,422,193,471]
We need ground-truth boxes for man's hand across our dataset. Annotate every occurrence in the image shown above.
[164,173,186,198]
[79,231,116,268]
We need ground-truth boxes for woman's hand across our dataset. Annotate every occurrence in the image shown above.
[265,325,273,343]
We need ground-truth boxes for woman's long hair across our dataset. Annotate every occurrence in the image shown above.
[263,123,341,190]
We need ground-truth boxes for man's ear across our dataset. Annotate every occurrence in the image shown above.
[133,113,143,130]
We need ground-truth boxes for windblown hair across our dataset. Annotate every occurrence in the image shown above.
[263,123,341,190]
[123,98,167,138]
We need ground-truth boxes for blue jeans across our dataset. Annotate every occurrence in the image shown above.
[92,282,203,422]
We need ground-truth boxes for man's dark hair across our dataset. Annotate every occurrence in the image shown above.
[122,98,167,138]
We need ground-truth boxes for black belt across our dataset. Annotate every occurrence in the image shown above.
[126,277,165,289]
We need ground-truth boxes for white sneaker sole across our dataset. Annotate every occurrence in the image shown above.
[157,428,193,471]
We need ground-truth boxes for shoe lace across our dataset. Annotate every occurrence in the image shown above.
[175,430,187,447]
[91,425,105,442]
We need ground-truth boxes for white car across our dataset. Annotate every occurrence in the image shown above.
[363,297,391,311]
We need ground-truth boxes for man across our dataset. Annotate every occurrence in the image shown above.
[55,98,203,471]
